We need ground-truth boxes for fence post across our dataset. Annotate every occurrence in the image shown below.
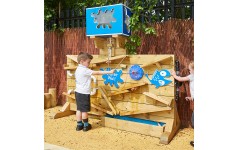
[66,9,70,28]
[191,0,194,19]
[76,9,80,27]
[71,9,75,28]
[181,0,185,19]
[164,0,168,21]
[171,0,175,18]
[60,10,64,28]
[82,7,86,27]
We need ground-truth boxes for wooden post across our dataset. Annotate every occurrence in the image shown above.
[44,93,51,109]
[49,88,57,107]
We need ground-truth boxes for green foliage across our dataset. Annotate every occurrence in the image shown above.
[125,0,158,54]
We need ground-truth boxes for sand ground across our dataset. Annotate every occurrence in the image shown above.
[44,106,194,150]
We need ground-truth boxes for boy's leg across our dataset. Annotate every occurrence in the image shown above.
[76,110,83,131]
[82,112,91,131]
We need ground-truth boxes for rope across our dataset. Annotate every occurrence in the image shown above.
[114,55,127,70]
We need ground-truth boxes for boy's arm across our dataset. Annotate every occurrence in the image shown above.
[171,70,189,82]
[92,69,115,75]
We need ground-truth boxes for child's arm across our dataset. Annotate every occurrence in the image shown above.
[92,69,115,75]
[171,70,189,82]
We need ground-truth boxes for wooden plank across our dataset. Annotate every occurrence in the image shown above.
[60,102,70,112]
[89,107,106,116]
[66,55,78,63]
[94,82,174,97]
[101,116,165,138]
[91,55,128,64]
[91,103,114,115]
[119,106,172,116]
[112,35,128,49]
[155,62,162,69]
[51,110,75,119]
[96,94,173,110]
[113,101,171,114]
[65,55,174,66]
[111,94,173,107]
[62,92,75,100]
[64,66,77,70]
[49,88,57,107]
[109,90,130,96]
[98,87,118,115]
[143,92,172,106]
[159,122,180,144]
[141,56,172,68]
[121,82,148,90]
[90,36,107,49]
[44,93,51,109]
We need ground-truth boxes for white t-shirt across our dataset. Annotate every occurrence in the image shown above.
[75,64,93,94]
[187,74,194,99]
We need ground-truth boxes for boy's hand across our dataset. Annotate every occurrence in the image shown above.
[170,70,176,76]
[110,69,115,74]
[185,97,193,101]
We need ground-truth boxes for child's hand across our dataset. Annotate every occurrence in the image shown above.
[170,70,176,76]
[110,69,115,74]
[185,97,193,101]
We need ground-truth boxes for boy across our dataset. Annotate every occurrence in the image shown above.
[75,52,115,132]
[171,61,194,147]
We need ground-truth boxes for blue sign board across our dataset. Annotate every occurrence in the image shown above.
[86,4,132,36]
[145,69,172,88]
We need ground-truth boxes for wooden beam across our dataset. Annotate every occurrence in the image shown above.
[109,90,130,96]
[49,88,57,107]
[159,124,180,144]
[44,93,51,109]
[90,36,107,49]
[98,87,118,115]
[112,35,128,49]
[119,106,171,116]
[121,82,148,91]
[66,55,78,63]
[143,92,172,106]
[64,66,77,70]
[101,116,165,138]
[141,56,172,68]
[51,110,75,119]
[91,103,114,115]
[60,102,70,112]
[155,62,162,69]
[89,107,106,116]
[62,92,75,100]
[91,55,128,64]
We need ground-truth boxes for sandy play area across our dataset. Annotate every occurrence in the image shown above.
[44,106,194,150]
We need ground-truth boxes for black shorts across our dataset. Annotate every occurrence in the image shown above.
[75,92,91,112]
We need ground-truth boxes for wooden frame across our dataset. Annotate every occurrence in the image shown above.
[53,35,180,144]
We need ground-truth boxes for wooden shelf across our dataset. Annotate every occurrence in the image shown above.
[119,106,171,116]
[143,92,172,106]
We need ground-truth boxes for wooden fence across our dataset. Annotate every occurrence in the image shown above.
[44,19,194,127]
